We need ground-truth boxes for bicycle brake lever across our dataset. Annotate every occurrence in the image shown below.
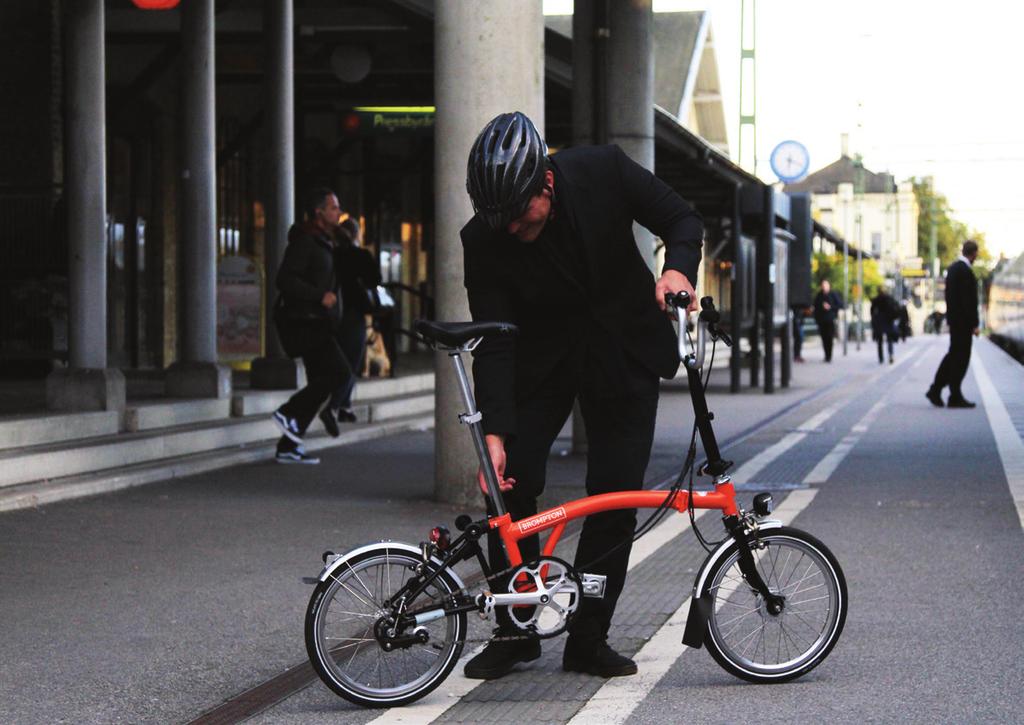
[708,323,733,347]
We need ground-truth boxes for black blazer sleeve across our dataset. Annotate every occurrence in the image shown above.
[612,145,703,283]
[463,224,518,437]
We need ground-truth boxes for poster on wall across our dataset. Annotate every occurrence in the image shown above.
[217,255,262,367]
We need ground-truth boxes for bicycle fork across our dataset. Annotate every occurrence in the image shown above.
[682,500,784,649]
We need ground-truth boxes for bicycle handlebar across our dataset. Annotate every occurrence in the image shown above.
[665,292,732,370]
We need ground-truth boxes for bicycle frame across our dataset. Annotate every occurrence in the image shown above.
[448,297,741,570]
[489,486,739,569]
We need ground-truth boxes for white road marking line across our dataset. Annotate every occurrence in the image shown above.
[804,394,888,484]
[972,351,1024,531]
[567,489,818,725]
[730,402,844,484]
[366,508,709,724]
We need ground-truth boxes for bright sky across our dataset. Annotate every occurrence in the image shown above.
[543,0,1024,259]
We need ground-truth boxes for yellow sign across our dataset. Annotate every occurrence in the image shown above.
[901,269,926,277]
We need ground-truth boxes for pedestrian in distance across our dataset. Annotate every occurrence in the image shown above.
[897,299,912,341]
[317,217,382,437]
[460,112,703,681]
[271,187,352,463]
[791,303,812,363]
[926,240,980,408]
[813,279,844,362]
[870,282,900,364]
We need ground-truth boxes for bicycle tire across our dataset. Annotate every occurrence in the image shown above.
[305,544,466,707]
[701,526,847,683]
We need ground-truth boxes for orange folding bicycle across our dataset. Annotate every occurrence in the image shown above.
[304,293,847,707]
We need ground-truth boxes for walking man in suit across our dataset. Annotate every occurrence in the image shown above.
[813,279,844,362]
[926,240,980,408]
[459,112,702,680]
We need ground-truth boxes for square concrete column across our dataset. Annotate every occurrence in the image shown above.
[433,0,544,506]
[166,0,230,398]
[46,0,126,413]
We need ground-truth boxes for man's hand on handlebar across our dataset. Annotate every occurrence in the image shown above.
[479,434,516,496]
[656,270,697,313]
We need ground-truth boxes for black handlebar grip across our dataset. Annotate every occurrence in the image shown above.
[666,291,692,309]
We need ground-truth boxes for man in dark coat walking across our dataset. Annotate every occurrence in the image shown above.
[459,112,702,680]
[926,240,980,408]
[271,188,350,462]
[813,279,844,362]
[870,283,899,364]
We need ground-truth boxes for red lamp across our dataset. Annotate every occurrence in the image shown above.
[131,0,181,9]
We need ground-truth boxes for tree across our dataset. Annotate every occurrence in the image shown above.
[810,252,884,301]
[913,179,992,275]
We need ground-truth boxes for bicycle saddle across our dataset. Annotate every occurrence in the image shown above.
[413,320,518,348]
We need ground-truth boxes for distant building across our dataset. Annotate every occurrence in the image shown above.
[784,139,918,276]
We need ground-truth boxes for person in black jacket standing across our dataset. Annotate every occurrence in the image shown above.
[459,112,702,680]
[812,279,844,362]
[271,188,350,462]
[926,240,980,408]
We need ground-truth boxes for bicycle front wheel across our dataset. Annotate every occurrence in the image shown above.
[305,545,467,707]
[702,527,847,683]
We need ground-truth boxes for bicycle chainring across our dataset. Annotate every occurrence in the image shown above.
[506,557,582,639]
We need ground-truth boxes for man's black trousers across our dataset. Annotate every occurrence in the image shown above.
[280,332,351,435]
[931,326,973,398]
[486,357,659,647]
[817,318,836,361]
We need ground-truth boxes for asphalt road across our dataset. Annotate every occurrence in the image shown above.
[1,335,1021,724]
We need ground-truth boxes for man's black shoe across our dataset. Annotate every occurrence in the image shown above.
[925,388,944,407]
[337,407,358,423]
[563,642,637,677]
[318,408,340,437]
[947,397,976,409]
[463,631,540,680]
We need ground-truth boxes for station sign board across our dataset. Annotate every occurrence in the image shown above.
[342,107,435,136]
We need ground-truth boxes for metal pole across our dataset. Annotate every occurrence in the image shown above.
[856,245,863,350]
[842,236,849,356]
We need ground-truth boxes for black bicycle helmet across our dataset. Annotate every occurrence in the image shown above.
[466,111,548,231]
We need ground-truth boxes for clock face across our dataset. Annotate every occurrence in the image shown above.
[770,140,810,182]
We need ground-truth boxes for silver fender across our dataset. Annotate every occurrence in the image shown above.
[691,519,783,597]
[317,541,467,592]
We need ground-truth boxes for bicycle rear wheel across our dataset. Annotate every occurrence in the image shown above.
[305,545,466,707]
[702,527,846,683]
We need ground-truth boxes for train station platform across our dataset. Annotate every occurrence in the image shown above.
[1,335,1022,724]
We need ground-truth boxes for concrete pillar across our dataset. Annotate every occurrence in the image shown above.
[608,0,655,270]
[46,0,125,413]
[166,0,230,398]
[434,0,544,507]
[250,0,303,390]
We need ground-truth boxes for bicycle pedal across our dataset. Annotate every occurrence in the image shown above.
[580,573,607,599]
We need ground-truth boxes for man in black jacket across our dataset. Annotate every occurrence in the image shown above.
[812,279,844,362]
[926,240,980,408]
[460,112,702,680]
[271,188,350,463]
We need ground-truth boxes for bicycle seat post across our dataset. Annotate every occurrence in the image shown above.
[449,344,508,516]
